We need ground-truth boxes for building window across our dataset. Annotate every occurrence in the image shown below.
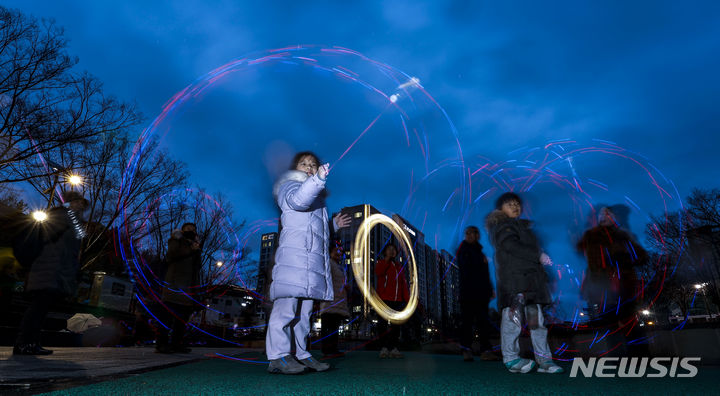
[354,212,362,218]
[262,235,267,241]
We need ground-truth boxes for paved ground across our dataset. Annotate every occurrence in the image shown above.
[0,346,245,394]
[8,349,715,395]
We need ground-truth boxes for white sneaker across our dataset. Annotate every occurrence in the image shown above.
[504,358,536,373]
[379,347,390,359]
[389,348,404,358]
[537,361,564,374]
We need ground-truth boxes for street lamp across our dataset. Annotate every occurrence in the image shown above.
[642,310,650,316]
[216,261,223,267]
[67,174,83,186]
[32,210,48,222]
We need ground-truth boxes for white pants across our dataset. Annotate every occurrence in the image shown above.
[500,305,553,364]
[266,297,314,360]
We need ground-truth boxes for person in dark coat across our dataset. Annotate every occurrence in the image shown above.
[577,206,648,322]
[319,240,350,356]
[155,222,202,353]
[485,192,563,374]
[456,225,498,361]
[14,191,88,355]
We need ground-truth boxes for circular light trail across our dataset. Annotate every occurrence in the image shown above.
[351,212,418,324]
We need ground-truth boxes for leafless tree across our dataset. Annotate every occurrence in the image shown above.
[138,189,254,296]
[0,7,140,184]
[644,188,720,318]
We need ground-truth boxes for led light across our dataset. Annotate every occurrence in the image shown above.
[351,211,418,324]
[642,310,650,315]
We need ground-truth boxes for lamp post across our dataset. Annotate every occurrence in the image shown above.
[43,161,83,208]
[695,283,711,317]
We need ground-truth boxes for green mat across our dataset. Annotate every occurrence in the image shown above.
[44,351,716,395]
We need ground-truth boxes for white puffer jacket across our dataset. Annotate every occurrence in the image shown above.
[270,170,333,302]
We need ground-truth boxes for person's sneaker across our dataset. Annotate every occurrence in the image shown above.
[389,348,404,358]
[267,356,306,374]
[505,358,536,373]
[479,350,501,361]
[462,349,474,362]
[13,343,53,356]
[379,347,390,359]
[299,356,330,372]
[172,346,192,353]
[155,345,173,354]
[537,361,564,374]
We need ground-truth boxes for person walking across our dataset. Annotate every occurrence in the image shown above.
[456,225,499,361]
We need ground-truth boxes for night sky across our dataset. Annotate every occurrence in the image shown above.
[7,1,720,317]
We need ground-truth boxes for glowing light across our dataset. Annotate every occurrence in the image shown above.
[32,210,48,222]
[397,77,420,90]
[642,310,650,315]
[695,283,706,289]
[216,261,224,267]
[67,174,82,186]
[648,321,654,325]
[351,209,418,324]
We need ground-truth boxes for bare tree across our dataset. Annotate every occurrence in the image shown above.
[644,188,720,318]
[0,7,140,183]
[138,188,253,297]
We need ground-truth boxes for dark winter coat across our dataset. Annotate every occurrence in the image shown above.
[485,210,551,310]
[25,207,83,296]
[456,240,493,303]
[162,235,202,306]
[319,259,350,317]
[577,225,647,304]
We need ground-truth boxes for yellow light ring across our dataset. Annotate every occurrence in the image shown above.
[351,213,418,324]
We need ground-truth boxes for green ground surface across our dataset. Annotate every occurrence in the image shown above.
[45,351,715,395]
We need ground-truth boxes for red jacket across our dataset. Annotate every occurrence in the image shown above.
[375,259,410,302]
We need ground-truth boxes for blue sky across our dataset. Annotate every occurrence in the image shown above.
[7,1,720,317]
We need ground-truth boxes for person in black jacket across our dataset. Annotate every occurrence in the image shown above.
[14,191,88,355]
[155,222,202,353]
[456,225,499,362]
[485,192,563,374]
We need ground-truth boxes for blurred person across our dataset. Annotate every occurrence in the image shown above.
[14,191,88,355]
[375,243,409,359]
[456,225,499,362]
[577,206,648,320]
[155,222,202,354]
[485,192,563,374]
[577,206,648,356]
[319,240,350,356]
